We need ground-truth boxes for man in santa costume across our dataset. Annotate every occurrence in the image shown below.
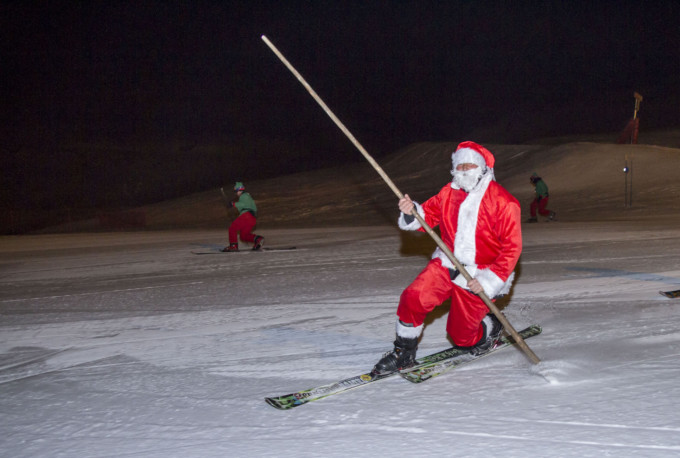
[373,141,522,375]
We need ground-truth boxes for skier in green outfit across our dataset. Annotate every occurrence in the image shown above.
[222,182,264,251]
[528,173,556,222]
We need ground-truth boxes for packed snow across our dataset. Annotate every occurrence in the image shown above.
[2,138,680,457]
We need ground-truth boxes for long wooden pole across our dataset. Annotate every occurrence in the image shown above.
[262,35,541,364]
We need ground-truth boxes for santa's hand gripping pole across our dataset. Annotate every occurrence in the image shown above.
[261,35,540,364]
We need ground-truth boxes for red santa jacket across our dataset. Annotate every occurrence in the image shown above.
[399,174,522,298]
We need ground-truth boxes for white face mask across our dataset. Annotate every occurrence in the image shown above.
[453,167,484,192]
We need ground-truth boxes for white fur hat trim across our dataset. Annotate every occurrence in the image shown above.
[452,147,487,169]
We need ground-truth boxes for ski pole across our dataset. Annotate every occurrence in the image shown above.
[261,35,541,365]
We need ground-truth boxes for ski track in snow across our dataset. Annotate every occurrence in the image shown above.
[1,222,680,457]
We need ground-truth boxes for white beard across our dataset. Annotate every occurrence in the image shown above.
[452,167,484,192]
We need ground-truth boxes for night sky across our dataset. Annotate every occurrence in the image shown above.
[2,2,679,217]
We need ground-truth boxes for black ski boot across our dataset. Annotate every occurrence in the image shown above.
[372,334,419,375]
[470,313,503,355]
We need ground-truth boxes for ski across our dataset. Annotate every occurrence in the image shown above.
[660,289,680,298]
[265,370,395,410]
[192,246,296,255]
[264,325,540,410]
[265,344,481,410]
[399,325,542,383]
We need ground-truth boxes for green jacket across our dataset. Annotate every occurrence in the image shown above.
[534,180,549,199]
[235,192,257,217]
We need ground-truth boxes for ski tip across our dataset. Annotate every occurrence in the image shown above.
[265,395,305,410]
[264,397,286,410]
[659,289,680,298]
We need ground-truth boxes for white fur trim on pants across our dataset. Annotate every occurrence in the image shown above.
[395,319,423,339]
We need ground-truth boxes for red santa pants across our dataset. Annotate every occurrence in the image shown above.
[228,212,257,245]
[397,259,488,347]
[530,197,551,217]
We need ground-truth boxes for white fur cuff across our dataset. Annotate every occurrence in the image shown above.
[396,319,423,339]
[475,268,515,298]
[398,201,424,230]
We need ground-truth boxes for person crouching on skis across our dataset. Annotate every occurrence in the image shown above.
[528,173,556,222]
[222,181,264,252]
[372,141,523,375]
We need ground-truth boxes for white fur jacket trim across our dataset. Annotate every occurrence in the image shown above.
[398,202,425,230]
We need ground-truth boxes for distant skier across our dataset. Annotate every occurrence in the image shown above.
[528,173,556,222]
[222,182,264,252]
[372,141,523,375]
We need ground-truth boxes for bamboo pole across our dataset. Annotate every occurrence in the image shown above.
[261,35,541,364]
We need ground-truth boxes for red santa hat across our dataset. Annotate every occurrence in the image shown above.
[452,141,495,170]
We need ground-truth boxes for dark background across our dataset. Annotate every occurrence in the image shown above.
[2,1,679,230]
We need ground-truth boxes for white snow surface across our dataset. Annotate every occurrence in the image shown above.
[3,138,680,457]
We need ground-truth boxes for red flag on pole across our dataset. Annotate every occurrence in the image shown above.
[617,92,642,144]
[617,118,639,144]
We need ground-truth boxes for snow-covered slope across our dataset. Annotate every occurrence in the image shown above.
[136,132,680,229]
[2,131,680,457]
